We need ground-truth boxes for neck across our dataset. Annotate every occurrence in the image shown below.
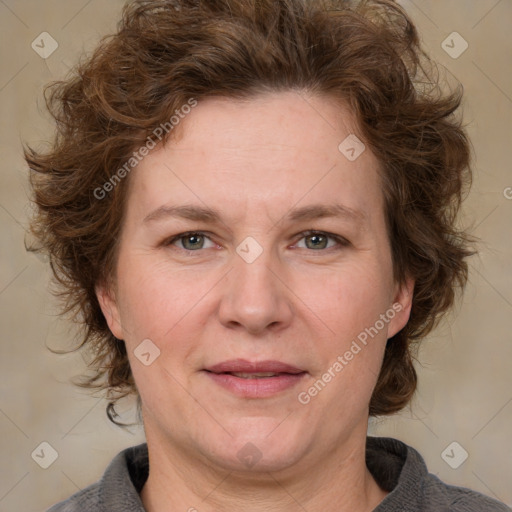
[140,427,388,512]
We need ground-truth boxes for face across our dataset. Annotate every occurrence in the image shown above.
[98,91,413,474]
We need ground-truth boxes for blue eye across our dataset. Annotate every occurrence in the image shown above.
[168,232,216,251]
[165,230,349,253]
[295,231,347,250]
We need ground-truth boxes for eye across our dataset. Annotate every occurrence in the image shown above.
[164,230,349,253]
[293,230,349,251]
[166,231,216,251]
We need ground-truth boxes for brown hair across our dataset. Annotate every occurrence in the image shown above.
[25,0,475,422]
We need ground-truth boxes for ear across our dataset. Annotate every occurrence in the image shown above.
[386,276,415,339]
[96,281,124,340]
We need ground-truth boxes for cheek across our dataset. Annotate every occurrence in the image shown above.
[302,260,393,400]
[117,265,205,395]
[320,261,394,336]
[114,256,198,340]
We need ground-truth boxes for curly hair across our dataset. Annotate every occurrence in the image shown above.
[25,0,475,423]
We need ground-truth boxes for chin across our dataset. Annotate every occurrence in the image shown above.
[201,418,312,473]
[211,444,306,474]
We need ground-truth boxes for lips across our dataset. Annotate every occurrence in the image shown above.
[205,359,305,375]
[204,359,307,398]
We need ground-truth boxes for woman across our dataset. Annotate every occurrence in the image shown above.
[25,0,511,510]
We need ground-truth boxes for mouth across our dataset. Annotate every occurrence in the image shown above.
[205,359,305,374]
[218,371,296,379]
[203,359,307,398]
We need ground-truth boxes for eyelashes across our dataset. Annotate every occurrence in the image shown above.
[293,230,350,251]
[164,230,350,254]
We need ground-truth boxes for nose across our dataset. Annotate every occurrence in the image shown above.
[217,249,293,335]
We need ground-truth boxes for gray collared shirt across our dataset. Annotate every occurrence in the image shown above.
[47,436,511,511]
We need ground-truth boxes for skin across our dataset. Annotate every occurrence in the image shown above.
[97,91,414,512]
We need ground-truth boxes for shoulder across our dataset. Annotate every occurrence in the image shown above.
[367,436,511,512]
[421,472,511,512]
[46,483,102,512]
[45,444,148,512]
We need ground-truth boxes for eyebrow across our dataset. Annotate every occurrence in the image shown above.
[143,203,367,228]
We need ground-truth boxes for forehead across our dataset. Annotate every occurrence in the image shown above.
[167,91,361,161]
[127,91,384,224]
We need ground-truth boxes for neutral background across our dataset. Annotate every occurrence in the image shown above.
[0,1,511,511]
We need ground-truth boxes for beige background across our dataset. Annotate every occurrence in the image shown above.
[0,1,511,511]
